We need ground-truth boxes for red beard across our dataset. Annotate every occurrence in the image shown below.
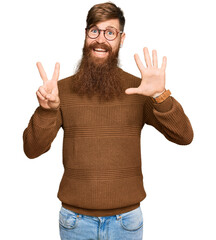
[72,41,124,102]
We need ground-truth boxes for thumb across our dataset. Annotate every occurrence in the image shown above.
[46,94,59,102]
[125,87,141,95]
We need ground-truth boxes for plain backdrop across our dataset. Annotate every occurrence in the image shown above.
[0,0,215,239]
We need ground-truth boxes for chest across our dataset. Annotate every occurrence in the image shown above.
[60,94,145,128]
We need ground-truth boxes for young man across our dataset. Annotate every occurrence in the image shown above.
[23,2,193,240]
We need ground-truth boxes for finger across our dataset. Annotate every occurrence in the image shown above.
[161,56,167,71]
[36,62,48,83]
[125,87,142,95]
[38,86,48,99]
[152,49,158,68]
[51,62,60,82]
[134,53,145,74]
[36,90,45,101]
[46,94,58,102]
[143,47,152,67]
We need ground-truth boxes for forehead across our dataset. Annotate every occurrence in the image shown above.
[94,19,120,29]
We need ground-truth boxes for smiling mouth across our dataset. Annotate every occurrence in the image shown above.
[93,48,108,53]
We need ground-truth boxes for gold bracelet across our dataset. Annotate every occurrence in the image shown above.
[151,89,171,103]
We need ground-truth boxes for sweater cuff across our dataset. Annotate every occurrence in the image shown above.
[153,96,173,113]
[36,106,60,118]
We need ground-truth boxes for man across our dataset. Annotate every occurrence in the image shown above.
[23,2,193,240]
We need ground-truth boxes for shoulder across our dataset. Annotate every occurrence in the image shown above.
[119,68,150,103]
[118,68,142,87]
[57,75,77,91]
[119,68,140,79]
[58,75,74,86]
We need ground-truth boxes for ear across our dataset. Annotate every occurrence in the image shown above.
[120,32,126,47]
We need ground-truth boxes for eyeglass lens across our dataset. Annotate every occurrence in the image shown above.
[87,27,118,40]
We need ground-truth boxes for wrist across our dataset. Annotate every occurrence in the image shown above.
[152,89,166,98]
[151,89,171,104]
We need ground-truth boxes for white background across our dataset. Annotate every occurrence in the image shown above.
[0,0,215,239]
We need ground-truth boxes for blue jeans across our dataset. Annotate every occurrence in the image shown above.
[59,206,143,240]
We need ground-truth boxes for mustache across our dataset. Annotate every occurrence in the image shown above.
[88,42,112,52]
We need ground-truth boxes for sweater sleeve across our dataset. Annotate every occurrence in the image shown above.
[143,96,193,145]
[23,106,62,159]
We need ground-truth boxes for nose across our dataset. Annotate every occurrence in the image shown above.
[96,30,106,43]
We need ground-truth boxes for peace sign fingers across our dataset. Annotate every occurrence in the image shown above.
[51,62,60,82]
[36,62,48,83]
[35,62,60,110]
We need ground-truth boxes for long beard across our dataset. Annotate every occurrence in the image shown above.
[72,41,124,102]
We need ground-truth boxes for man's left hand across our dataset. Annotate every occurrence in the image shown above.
[125,47,167,98]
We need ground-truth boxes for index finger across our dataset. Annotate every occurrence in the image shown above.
[36,62,48,83]
[51,62,60,82]
[134,53,145,74]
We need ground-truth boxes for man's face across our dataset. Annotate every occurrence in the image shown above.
[85,19,125,63]
[72,19,126,102]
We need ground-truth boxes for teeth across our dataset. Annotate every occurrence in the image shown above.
[94,48,107,52]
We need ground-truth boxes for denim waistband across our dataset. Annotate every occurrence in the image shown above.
[60,205,141,221]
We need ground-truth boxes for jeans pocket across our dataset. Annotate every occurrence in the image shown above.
[59,207,78,230]
[119,207,143,231]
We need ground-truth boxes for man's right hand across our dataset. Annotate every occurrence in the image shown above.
[36,62,60,109]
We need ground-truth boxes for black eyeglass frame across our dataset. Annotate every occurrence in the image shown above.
[85,26,123,41]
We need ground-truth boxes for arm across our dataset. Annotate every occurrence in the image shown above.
[23,106,62,158]
[23,62,62,159]
[125,47,193,145]
[144,95,193,145]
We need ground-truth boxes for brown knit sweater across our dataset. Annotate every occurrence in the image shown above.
[23,68,193,217]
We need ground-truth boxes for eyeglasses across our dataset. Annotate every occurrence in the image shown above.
[85,26,123,41]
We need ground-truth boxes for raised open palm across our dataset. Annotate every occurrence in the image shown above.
[125,47,167,98]
[36,62,60,109]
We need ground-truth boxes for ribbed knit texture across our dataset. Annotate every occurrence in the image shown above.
[23,68,193,217]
